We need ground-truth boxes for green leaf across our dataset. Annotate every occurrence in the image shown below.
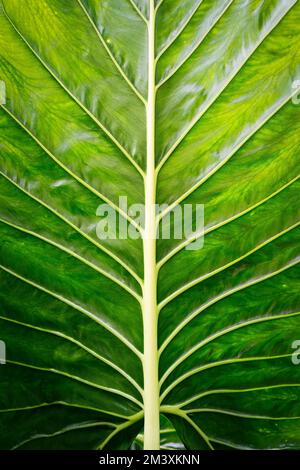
[132,416,185,450]
[0,0,300,450]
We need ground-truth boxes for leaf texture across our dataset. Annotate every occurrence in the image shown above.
[0,0,299,450]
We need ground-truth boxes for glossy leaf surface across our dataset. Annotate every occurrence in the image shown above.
[0,0,299,450]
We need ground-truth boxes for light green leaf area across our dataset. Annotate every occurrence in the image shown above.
[0,0,299,450]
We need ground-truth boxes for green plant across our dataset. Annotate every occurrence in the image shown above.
[0,0,300,450]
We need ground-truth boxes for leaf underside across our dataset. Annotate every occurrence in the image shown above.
[0,0,300,450]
